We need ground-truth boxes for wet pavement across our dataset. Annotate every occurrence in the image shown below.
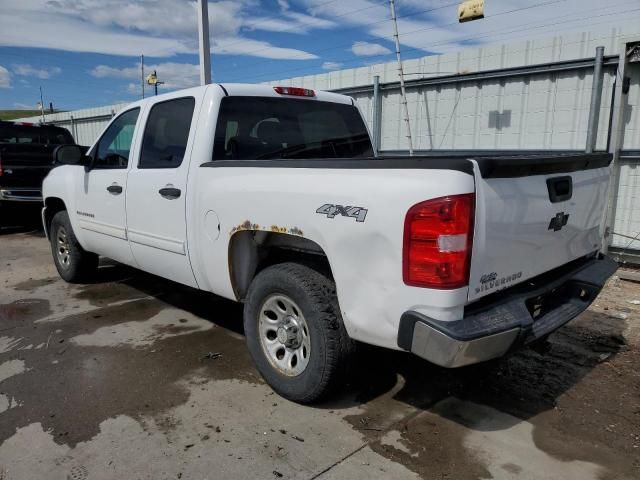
[0,224,639,480]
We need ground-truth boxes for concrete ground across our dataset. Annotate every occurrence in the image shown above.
[0,220,639,480]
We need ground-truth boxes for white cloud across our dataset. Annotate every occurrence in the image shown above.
[0,0,323,60]
[306,0,640,57]
[92,62,201,90]
[13,102,35,109]
[213,36,318,60]
[0,9,190,57]
[321,61,343,70]
[351,41,391,56]
[277,0,290,11]
[0,66,11,88]
[244,11,334,34]
[13,64,61,79]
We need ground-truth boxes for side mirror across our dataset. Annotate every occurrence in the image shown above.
[53,144,90,167]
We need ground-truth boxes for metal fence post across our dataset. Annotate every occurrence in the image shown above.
[586,46,605,153]
[602,41,634,254]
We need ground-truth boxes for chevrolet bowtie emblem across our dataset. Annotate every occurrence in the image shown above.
[548,212,569,232]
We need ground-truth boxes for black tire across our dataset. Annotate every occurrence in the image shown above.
[50,210,98,283]
[244,262,354,403]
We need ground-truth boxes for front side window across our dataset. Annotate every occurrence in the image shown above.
[94,108,140,169]
[139,97,195,169]
[212,97,373,160]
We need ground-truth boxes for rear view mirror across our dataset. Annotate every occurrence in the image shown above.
[53,144,89,166]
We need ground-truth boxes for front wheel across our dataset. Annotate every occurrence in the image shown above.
[244,263,353,403]
[50,210,98,283]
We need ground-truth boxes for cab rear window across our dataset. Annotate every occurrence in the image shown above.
[0,124,73,145]
[213,97,373,160]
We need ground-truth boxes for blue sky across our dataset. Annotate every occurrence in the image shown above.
[0,0,639,111]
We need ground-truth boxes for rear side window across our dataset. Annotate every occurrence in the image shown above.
[41,127,74,144]
[212,97,373,160]
[139,97,195,169]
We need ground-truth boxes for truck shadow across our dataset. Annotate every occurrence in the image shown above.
[0,204,44,236]
[97,263,630,456]
[338,312,627,423]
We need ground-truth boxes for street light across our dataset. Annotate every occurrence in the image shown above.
[458,0,485,23]
[146,70,165,96]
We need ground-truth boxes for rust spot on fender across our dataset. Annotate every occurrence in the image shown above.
[230,220,260,235]
[269,225,304,236]
[270,225,288,234]
[232,222,303,237]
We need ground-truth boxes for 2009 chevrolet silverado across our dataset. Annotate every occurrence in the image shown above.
[42,84,617,402]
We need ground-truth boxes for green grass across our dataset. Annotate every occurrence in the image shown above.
[0,110,44,121]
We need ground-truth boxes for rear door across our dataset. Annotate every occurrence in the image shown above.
[74,108,140,265]
[467,154,611,302]
[125,96,199,288]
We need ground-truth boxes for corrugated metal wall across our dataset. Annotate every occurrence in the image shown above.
[14,29,640,253]
[17,103,128,146]
[271,29,639,152]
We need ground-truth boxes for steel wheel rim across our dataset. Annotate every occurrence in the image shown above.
[258,294,311,377]
[56,226,71,269]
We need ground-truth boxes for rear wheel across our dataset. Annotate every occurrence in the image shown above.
[244,263,353,403]
[50,210,98,282]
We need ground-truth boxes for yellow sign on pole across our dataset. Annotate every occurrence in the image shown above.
[458,0,485,23]
[146,71,158,85]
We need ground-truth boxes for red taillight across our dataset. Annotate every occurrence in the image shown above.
[403,194,475,289]
[273,86,315,97]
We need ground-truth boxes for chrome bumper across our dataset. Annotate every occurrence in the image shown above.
[398,255,618,368]
[0,188,43,202]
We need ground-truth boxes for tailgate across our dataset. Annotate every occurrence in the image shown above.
[0,144,55,188]
[467,153,612,302]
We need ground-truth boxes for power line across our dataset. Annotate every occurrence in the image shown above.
[211,0,382,41]
[216,0,457,55]
[0,0,458,74]
[225,5,640,83]
[0,0,602,79]
[1,0,637,105]
[223,0,568,78]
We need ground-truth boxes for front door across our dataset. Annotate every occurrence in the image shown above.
[74,108,140,265]
[125,96,198,287]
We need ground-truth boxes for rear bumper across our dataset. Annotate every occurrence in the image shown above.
[398,254,618,368]
[0,188,43,202]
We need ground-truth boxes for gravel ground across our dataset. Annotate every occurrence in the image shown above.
[0,219,638,480]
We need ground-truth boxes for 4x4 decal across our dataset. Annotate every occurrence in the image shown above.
[316,204,368,223]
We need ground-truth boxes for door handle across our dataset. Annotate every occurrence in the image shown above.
[106,184,123,194]
[159,187,181,199]
[546,176,572,203]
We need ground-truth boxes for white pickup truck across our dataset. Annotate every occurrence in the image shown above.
[43,83,617,402]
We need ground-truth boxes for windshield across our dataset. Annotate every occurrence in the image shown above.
[213,96,373,160]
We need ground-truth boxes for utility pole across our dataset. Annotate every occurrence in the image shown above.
[141,54,145,99]
[38,86,45,123]
[197,0,212,84]
[389,0,413,156]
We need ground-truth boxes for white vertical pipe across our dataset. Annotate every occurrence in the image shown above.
[586,46,605,153]
[389,0,414,156]
[197,0,212,84]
